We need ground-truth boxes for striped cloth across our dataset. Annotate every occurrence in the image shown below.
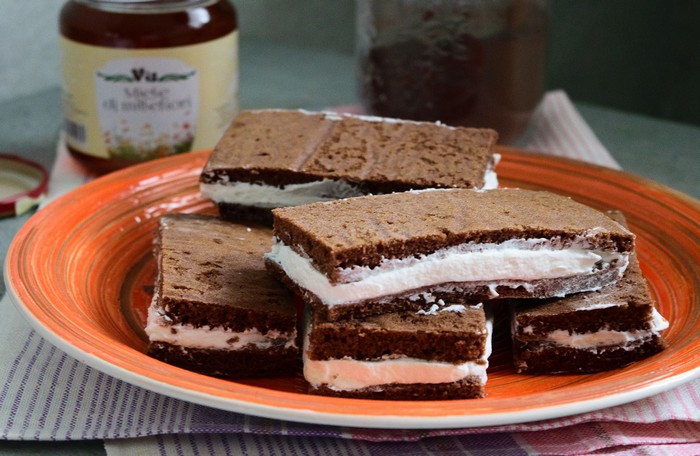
[1,91,698,456]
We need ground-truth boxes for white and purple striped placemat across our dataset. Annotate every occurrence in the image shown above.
[1,91,698,456]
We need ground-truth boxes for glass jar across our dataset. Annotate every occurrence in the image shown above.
[356,0,548,144]
[59,0,238,174]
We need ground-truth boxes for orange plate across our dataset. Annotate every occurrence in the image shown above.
[5,148,700,429]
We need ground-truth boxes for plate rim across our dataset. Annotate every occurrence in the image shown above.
[5,148,700,429]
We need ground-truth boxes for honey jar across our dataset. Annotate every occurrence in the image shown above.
[59,0,238,173]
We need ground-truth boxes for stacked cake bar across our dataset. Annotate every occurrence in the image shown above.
[304,303,492,400]
[510,212,669,374]
[265,188,647,399]
[200,109,499,224]
[265,188,635,320]
[145,214,300,378]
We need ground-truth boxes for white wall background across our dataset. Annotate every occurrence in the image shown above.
[0,0,355,103]
[0,1,64,102]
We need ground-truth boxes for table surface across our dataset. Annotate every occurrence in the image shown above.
[1,38,698,455]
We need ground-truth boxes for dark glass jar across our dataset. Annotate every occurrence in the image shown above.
[357,0,548,144]
[60,0,238,174]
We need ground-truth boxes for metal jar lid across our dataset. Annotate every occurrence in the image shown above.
[0,154,49,218]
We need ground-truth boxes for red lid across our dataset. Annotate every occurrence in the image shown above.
[0,154,49,218]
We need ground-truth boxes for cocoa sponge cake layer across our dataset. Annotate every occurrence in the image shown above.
[200,109,499,224]
[146,214,300,378]
[266,188,635,320]
[308,302,489,363]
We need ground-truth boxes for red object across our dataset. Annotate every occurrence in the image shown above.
[0,154,49,218]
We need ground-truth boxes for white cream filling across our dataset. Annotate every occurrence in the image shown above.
[417,301,478,315]
[145,305,297,351]
[200,145,500,208]
[201,168,498,208]
[201,179,366,208]
[267,237,628,307]
[575,302,624,311]
[537,308,669,350]
[303,318,492,391]
[481,152,501,190]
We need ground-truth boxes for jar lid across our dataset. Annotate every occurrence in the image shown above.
[0,154,49,218]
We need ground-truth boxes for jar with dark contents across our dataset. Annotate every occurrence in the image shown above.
[59,0,238,174]
[356,0,548,144]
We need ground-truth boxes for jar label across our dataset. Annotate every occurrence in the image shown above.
[95,57,199,159]
[60,32,238,160]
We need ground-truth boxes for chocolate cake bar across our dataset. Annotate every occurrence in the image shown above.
[510,212,669,374]
[200,109,499,224]
[145,214,300,378]
[304,302,491,400]
[265,188,635,321]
